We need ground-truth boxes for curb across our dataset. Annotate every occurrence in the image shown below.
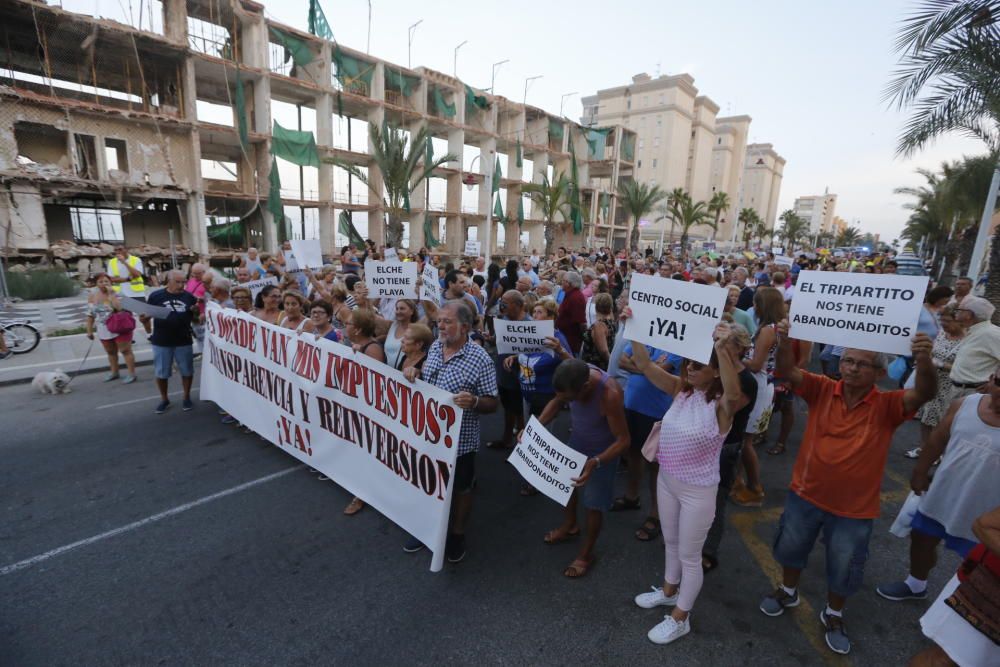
[0,358,156,388]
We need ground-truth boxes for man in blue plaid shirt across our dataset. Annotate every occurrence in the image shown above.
[402,299,498,563]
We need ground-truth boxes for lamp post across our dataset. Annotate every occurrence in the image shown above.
[468,153,495,263]
[453,40,467,77]
[491,59,509,95]
[523,75,542,107]
[559,91,577,117]
[366,0,372,53]
[407,19,423,68]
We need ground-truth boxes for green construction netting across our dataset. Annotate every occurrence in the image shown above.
[424,218,440,248]
[622,134,635,161]
[271,121,319,167]
[339,211,365,248]
[493,196,504,220]
[600,192,611,219]
[207,218,244,245]
[267,156,288,242]
[269,27,314,68]
[385,67,421,97]
[549,119,564,141]
[425,136,433,165]
[464,84,489,111]
[568,134,583,234]
[333,47,375,90]
[515,139,523,168]
[432,87,456,118]
[235,69,249,149]
[493,156,502,194]
[308,0,334,40]
[517,197,525,225]
[586,128,612,159]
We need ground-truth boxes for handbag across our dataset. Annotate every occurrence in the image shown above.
[641,421,661,463]
[105,309,136,335]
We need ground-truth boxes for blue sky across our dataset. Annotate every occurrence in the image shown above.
[73,0,987,242]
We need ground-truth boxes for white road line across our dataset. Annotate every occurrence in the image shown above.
[0,465,304,576]
[96,387,200,410]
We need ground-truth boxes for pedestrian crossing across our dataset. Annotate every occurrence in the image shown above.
[1,300,89,329]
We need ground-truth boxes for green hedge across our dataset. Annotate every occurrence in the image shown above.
[6,270,80,300]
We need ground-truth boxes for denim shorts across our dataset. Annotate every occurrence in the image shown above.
[580,457,617,512]
[153,344,194,379]
[772,491,873,597]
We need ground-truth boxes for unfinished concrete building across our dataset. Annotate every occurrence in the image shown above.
[0,0,637,268]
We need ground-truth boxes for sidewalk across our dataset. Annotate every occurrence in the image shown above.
[0,333,156,386]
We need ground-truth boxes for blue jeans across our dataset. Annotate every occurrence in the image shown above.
[772,491,873,597]
[153,344,194,379]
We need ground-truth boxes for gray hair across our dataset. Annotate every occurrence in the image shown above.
[502,289,524,306]
[582,268,597,280]
[166,269,186,282]
[734,267,748,278]
[191,262,208,273]
[564,271,583,288]
[872,352,889,369]
[212,278,232,293]
[442,299,475,329]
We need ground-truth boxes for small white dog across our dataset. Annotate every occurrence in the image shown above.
[32,369,72,394]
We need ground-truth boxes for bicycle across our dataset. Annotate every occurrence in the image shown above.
[1,318,41,354]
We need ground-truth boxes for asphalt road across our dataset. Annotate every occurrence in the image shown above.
[0,363,959,666]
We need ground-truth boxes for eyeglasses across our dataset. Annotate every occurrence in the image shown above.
[840,357,877,370]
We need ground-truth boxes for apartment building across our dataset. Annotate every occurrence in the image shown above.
[582,73,781,246]
[793,191,837,235]
[0,0,636,267]
[740,143,786,234]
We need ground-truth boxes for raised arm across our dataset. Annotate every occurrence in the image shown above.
[773,319,803,389]
[903,333,936,414]
[911,398,959,494]
[631,342,681,396]
[713,325,746,433]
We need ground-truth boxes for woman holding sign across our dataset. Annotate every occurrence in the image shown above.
[342,309,386,517]
[630,323,747,646]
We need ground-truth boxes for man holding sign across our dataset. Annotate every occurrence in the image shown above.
[532,359,629,578]
[758,319,935,656]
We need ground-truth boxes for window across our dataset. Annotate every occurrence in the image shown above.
[104,138,128,175]
[659,94,664,105]
[71,207,124,243]
[643,96,648,107]
[654,138,660,147]
[626,99,631,110]
[637,159,642,168]
[639,139,644,149]
[74,134,98,179]
[717,137,722,145]
[652,158,657,168]
[691,130,696,138]
[658,116,662,127]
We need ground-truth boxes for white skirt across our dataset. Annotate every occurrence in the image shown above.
[920,574,1000,667]
[745,371,774,435]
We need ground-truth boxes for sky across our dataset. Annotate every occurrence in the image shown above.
[74,0,988,243]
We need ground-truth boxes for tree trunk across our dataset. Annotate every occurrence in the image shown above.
[986,223,1000,325]
[957,226,976,277]
[544,221,555,258]
[386,212,404,249]
[680,230,689,258]
[629,218,640,254]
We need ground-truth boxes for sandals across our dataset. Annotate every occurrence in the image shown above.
[635,516,661,542]
[564,555,595,578]
[609,495,641,512]
[343,497,365,515]
[766,442,786,455]
[544,526,581,544]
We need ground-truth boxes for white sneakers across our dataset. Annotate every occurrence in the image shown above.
[635,586,691,645]
[634,586,678,609]
[647,615,691,645]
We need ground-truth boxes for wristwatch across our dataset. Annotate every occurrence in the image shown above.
[591,456,601,469]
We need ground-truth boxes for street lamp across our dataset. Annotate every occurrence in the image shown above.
[491,59,509,95]
[407,19,423,68]
[559,91,577,117]
[453,40,468,77]
[523,75,542,107]
[366,0,372,53]
[467,153,496,263]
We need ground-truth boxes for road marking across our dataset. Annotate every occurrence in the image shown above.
[96,388,200,410]
[0,465,304,577]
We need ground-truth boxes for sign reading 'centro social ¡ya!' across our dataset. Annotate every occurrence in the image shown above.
[624,273,728,364]
[788,271,928,355]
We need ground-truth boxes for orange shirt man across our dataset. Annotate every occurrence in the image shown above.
[758,321,935,656]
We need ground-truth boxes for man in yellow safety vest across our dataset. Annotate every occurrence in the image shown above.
[108,245,147,301]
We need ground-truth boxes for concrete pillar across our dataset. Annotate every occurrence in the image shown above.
[162,0,187,43]
[364,63,386,245]
[407,117,427,251]
[316,91,335,256]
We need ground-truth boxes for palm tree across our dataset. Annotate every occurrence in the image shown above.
[778,210,810,253]
[987,221,1000,324]
[707,191,731,240]
[326,123,456,249]
[738,208,760,249]
[523,173,573,257]
[618,180,667,253]
[836,226,863,247]
[667,191,715,253]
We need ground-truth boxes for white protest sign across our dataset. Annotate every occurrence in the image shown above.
[774,255,794,268]
[119,294,171,319]
[508,416,587,507]
[240,276,279,300]
[289,239,323,269]
[200,304,462,572]
[788,271,928,355]
[624,273,727,364]
[772,247,784,255]
[383,246,399,263]
[495,318,554,355]
[464,240,481,257]
[421,263,441,305]
[364,260,418,299]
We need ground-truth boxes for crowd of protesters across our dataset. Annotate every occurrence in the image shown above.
[61,238,999,661]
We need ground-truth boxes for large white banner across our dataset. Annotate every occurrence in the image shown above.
[364,260,418,299]
[200,303,461,571]
[624,273,727,363]
[789,271,927,355]
[509,416,587,506]
[494,319,554,355]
